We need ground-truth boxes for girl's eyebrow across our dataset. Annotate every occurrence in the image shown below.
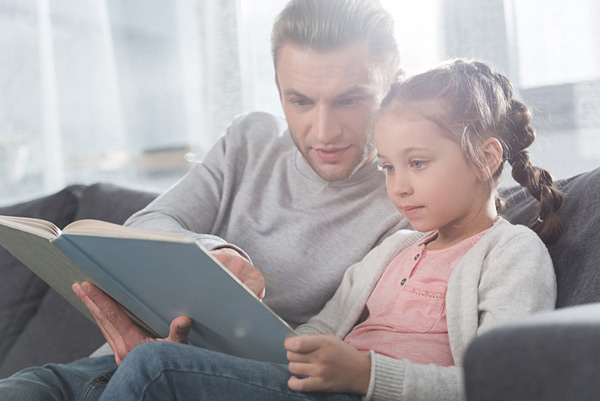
[402,147,430,154]
[377,147,431,159]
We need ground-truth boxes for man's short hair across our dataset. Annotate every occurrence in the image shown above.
[271,0,400,80]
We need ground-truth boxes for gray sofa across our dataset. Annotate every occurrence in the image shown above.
[464,166,600,400]
[0,168,599,399]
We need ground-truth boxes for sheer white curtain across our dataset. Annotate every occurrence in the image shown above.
[1,0,599,206]
[0,0,286,206]
[383,0,600,184]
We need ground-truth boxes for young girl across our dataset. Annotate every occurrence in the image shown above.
[96,59,563,401]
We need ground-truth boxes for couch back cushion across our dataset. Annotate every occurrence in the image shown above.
[500,167,600,308]
[74,182,158,223]
[0,185,85,375]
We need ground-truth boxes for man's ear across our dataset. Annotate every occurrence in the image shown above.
[479,137,503,181]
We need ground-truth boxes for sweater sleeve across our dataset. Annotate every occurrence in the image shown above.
[124,117,248,257]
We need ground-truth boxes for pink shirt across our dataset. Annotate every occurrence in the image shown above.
[344,230,486,366]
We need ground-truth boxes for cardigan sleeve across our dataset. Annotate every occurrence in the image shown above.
[474,225,557,334]
[366,353,464,401]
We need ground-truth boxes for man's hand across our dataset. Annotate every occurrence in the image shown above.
[72,281,192,365]
[210,247,265,299]
[285,334,371,395]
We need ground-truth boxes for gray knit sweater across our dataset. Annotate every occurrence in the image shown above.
[297,218,557,401]
[126,112,409,326]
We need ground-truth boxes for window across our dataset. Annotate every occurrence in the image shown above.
[1,0,598,206]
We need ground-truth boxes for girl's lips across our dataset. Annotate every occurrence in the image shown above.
[314,147,349,163]
[402,206,424,218]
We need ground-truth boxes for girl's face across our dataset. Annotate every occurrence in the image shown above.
[374,114,497,246]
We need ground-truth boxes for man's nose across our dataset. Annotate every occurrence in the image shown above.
[313,105,341,144]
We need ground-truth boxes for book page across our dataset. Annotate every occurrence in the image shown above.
[63,220,193,243]
[0,215,60,239]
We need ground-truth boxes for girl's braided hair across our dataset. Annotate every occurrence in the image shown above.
[376,59,563,244]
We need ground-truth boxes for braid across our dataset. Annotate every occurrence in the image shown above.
[375,58,564,244]
[504,99,563,244]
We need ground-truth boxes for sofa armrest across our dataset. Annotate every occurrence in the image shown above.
[464,303,600,401]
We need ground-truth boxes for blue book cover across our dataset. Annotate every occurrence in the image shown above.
[0,216,296,364]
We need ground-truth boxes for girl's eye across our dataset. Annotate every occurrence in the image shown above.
[410,160,427,169]
[377,163,394,174]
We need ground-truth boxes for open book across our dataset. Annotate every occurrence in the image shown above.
[0,215,296,364]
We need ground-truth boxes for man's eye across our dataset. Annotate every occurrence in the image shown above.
[337,97,361,107]
[377,163,394,174]
[291,98,311,107]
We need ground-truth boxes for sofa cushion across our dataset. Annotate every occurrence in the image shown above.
[0,185,84,374]
[500,167,600,307]
[73,182,158,223]
[0,290,106,378]
[464,303,600,401]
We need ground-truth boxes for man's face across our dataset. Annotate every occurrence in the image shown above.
[275,43,391,182]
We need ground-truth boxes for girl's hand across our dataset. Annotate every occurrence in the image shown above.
[284,334,371,395]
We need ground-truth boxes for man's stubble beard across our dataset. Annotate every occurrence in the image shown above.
[290,130,376,182]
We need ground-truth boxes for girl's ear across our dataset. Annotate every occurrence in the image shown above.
[479,137,503,181]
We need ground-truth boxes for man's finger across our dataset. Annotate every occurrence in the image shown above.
[241,274,266,299]
[72,282,114,328]
[74,282,132,331]
[72,281,148,363]
[211,252,266,299]
[165,316,192,343]
[73,282,127,363]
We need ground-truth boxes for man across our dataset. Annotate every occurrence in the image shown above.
[0,0,408,399]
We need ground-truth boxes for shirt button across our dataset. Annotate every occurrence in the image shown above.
[401,278,407,285]
[414,253,420,261]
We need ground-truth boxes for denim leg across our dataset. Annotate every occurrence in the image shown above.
[99,342,361,401]
[0,355,116,401]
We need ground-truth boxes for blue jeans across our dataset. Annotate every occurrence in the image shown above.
[0,355,117,401]
[99,342,361,401]
[0,343,361,401]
